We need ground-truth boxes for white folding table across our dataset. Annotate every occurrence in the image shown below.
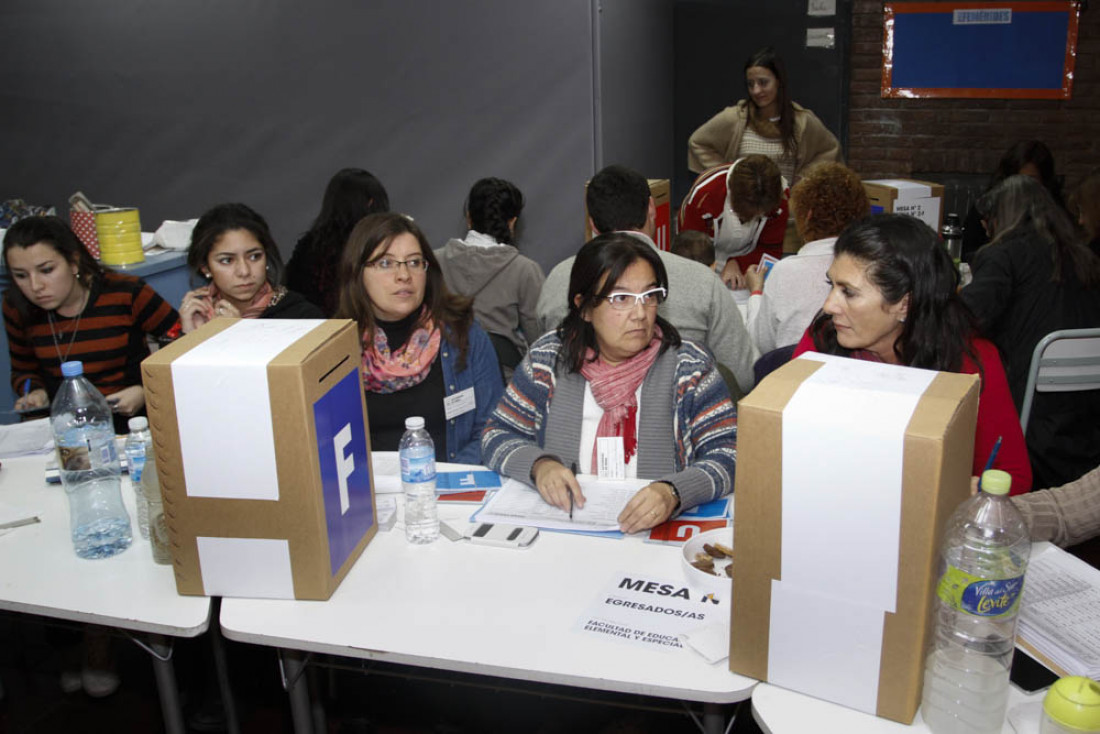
[220,470,755,734]
[0,455,212,734]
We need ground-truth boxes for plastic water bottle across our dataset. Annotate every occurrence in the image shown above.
[126,417,171,564]
[399,416,439,544]
[50,361,132,559]
[124,418,151,539]
[921,469,1031,734]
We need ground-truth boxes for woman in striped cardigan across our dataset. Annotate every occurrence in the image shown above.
[482,234,737,533]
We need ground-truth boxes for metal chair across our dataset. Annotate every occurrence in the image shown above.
[1019,328,1100,433]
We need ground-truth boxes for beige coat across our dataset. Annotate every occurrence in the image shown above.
[687,99,841,180]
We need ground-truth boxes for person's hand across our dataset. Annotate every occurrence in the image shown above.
[212,299,241,320]
[14,388,48,412]
[721,260,746,290]
[744,262,767,293]
[106,385,146,418]
[179,287,214,334]
[532,457,585,512]
[618,482,678,534]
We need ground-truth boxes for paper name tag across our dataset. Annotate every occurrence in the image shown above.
[596,437,625,479]
[443,387,476,420]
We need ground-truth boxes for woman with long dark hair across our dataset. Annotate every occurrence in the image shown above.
[482,234,737,533]
[337,212,502,463]
[687,47,840,185]
[3,217,178,427]
[963,175,1100,488]
[961,140,1065,261]
[179,203,322,332]
[793,214,1031,492]
[287,168,390,316]
[435,177,545,368]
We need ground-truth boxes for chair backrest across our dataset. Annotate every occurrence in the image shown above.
[1019,328,1100,433]
[487,332,523,384]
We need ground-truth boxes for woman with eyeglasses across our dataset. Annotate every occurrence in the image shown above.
[482,234,737,533]
[337,212,503,462]
[179,203,323,334]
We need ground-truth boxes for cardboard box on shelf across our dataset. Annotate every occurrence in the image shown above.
[729,353,978,724]
[142,319,377,601]
[863,179,945,233]
[584,178,671,251]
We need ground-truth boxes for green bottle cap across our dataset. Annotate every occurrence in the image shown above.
[1044,676,1100,731]
[981,469,1012,496]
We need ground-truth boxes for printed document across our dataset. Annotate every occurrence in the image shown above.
[477,476,648,531]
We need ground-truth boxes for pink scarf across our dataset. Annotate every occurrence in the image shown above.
[361,309,442,394]
[579,328,663,468]
[192,282,280,327]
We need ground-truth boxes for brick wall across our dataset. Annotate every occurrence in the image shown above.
[847,1,1100,192]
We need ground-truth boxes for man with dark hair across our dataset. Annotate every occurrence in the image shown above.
[536,165,757,394]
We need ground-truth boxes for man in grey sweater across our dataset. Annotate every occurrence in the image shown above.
[535,164,757,395]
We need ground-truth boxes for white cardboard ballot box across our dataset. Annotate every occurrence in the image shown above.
[142,318,377,600]
[729,353,978,724]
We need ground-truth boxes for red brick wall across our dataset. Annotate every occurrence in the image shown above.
[847,1,1100,191]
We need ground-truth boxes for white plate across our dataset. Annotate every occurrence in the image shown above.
[681,526,734,600]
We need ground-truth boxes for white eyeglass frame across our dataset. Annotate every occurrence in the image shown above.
[602,287,668,310]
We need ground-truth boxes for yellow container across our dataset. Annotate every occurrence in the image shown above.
[96,207,145,266]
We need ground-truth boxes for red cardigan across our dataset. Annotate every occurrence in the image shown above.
[792,331,1032,495]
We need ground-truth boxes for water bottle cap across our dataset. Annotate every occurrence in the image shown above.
[405,416,425,430]
[60,361,84,378]
[981,469,1012,495]
[1044,676,1100,730]
[128,416,149,431]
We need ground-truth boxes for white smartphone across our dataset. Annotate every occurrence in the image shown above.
[466,522,539,549]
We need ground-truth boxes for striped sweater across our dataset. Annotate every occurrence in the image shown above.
[4,271,179,400]
[481,332,737,512]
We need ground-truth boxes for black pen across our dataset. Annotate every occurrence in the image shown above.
[568,462,578,520]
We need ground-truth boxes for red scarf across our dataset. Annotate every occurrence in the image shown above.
[579,328,663,469]
[191,282,280,328]
[361,308,442,394]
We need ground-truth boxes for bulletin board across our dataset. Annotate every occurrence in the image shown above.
[882,2,1079,99]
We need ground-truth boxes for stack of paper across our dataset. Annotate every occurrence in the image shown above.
[476,476,648,534]
[0,418,53,459]
[1017,543,1100,678]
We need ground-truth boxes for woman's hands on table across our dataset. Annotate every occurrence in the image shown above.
[532,457,585,512]
[618,482,678,534]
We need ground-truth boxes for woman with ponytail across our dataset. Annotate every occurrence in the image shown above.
[435,178,545,367]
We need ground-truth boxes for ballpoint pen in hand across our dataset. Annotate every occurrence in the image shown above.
[568,462,578,520]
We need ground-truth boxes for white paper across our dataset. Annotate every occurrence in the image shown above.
[578,570,723,653]
[172,320,325,500]
[806,27,835,49]
[477,476,646,532]
[370,451,402,494]
[680,620,732,664]
[197,536,294,599]
[1018,545,1100,676]
[769,580,885,714]
[782,354,934,607]
[0,418,54,458]
[808,0,836,16]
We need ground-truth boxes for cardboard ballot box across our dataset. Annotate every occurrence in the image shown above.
[863,179,945,233]
[142,319,377,600]
[729,353,978,724]
[585,178,671,251]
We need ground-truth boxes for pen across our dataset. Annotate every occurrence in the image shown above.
[22,378,30,396]
[0,516,39,531]
[568,462,578,520]
[979,436,1003,492]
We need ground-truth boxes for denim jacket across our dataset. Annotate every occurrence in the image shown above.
[440,322,503,463]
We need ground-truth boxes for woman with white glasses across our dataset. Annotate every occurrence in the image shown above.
[482,233,738,533]
[336,213,502,462]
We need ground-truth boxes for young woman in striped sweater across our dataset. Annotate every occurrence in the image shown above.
[3,216,179,428]
[482,234,738,534]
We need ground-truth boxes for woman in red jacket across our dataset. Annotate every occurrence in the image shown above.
[792,214,1032,493]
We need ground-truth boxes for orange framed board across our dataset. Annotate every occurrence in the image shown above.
[882,2,1079,99]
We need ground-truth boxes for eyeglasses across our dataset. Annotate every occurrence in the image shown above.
[603,287,667,310]
[364,257,429,272]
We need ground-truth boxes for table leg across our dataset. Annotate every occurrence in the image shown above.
[146,634,186,734]
[703,702,726,734]
[209,598,242,734]
[279,648,314,734]
[308,665,328,734]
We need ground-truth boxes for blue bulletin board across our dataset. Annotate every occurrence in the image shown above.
[882,2,1080,99]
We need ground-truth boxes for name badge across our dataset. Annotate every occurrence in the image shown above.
[596,437,625,479]
[443,387,476,420]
